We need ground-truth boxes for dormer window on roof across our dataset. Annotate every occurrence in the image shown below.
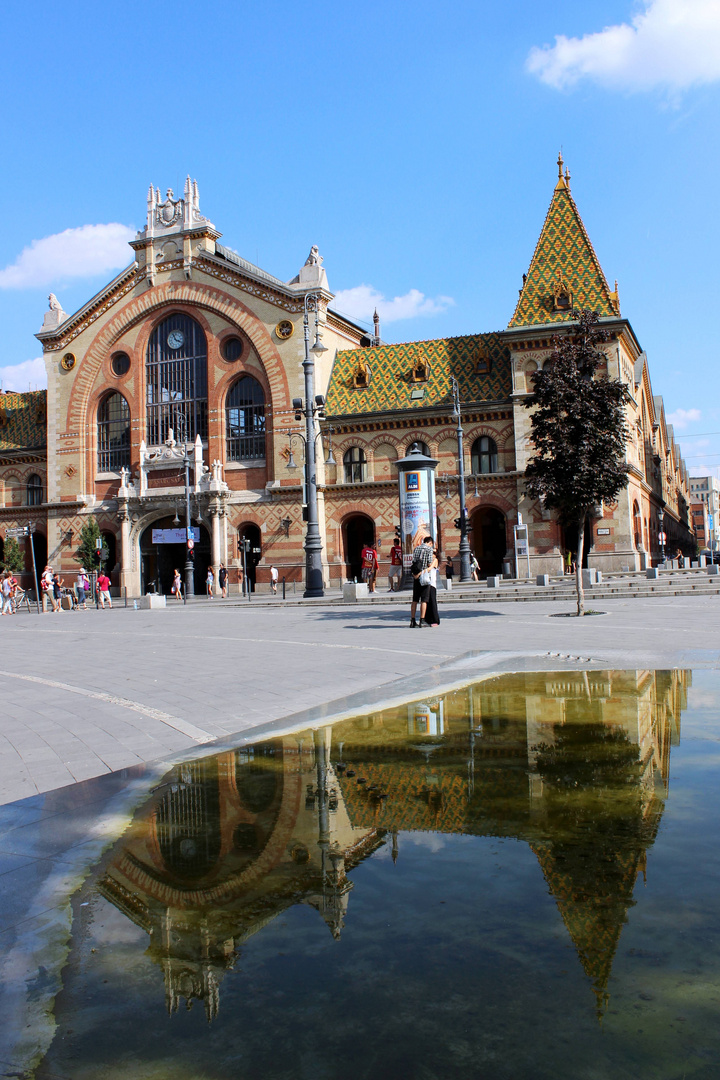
[411,356,429,383]
[352,359,370,389]
[476,346,491,374]
[552,272,573,312]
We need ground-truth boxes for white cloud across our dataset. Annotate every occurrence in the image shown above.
[0,358,47,392]
[332,284,454,324]
[668,407,701,429]
[527,0,720,92]
[0,223,135,289]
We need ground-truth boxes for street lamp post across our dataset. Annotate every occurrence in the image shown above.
[294,292,328,598]
[450,376,472,582]
[182,444,195,597]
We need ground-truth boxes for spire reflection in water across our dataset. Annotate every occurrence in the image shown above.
[41,667,704,1080]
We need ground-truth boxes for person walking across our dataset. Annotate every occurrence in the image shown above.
[96,570,112,609]
[409,536,434,627]
[52,571,63,613]
[270,565,279,595]
[206,566,215,598]
[1,573,13,616]
[41,565,53,611]
[76,568,88,609]
[426,548,441,626]
[444,556,454,592]
[219,563,228,599]
[360,541,379,593]
[171,568,183,600]
[470,554,480,582]
[388,538,403,591]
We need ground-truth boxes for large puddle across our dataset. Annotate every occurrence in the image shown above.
[18,668,720,1078]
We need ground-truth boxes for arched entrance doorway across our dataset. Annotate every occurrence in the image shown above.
[343,513,375,581]
[470,507,506,577]
[30,533,47,585]
[140,516,211,595]
[238,523,262,591]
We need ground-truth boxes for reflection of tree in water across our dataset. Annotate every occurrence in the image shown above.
[532,720,663,1016]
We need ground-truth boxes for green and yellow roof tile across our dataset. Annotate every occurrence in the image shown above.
[0,391,47,451]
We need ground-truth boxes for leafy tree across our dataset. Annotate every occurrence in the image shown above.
[77,517,103,571]
[524,309,630,615]
[1,537,24,573]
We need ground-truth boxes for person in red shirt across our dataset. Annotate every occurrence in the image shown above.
[388,539,403,592]
[360,543,379,593]
[96,571,112,609]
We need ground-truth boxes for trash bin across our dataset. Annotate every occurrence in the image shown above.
[502,561,512,579]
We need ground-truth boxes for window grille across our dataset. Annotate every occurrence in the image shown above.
[226,376,266,461]
[97,392,131,472]
[146,314,208,445]
[344,446,367,483]
[471,436,498,474]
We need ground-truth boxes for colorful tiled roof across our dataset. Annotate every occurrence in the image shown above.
[0,391,46,451]
[325,332,512,417]
[509,157,620,328]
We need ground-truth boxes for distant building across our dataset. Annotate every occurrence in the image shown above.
[689,475,720,551]
[0,162,696,590]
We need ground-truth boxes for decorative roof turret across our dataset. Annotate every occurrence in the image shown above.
[509,156,620,328]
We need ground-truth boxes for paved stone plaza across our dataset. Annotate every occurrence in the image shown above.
[1,594,719,806]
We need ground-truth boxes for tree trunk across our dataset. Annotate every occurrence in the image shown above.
[575,514,586,616]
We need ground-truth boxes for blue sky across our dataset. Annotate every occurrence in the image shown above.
[1,0,719,474]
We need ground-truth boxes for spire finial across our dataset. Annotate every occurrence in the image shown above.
[564,165,571,190]
[555,151,567,191]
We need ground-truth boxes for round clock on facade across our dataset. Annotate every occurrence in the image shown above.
[167,330,185,350]
[61,353,76,371]
[275,319,294,340]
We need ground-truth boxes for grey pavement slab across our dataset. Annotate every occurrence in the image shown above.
[0,594,719,803]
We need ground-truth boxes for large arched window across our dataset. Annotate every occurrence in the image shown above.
[97,392,131,472]
[471,436,498,475]
[344,446,367,483]
[146,313,207,445]
[26,474,43,506]
[226,376,266,462]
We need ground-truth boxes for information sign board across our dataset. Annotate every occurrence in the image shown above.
[151,527,201,544]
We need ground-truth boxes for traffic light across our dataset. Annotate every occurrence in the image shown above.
[454,518,462,530]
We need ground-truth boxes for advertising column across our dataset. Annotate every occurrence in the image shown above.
[395,443,439,588]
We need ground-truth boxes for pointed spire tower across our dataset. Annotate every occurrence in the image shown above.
[509,154,620,328]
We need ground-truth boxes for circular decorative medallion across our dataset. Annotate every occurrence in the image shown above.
[275,319,294,341]
[61,353,76,371]
[167,330,185,350]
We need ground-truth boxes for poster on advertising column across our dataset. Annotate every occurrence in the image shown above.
[398,467,437,568]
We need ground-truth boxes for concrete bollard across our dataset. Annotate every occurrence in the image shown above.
[342,582,369,602]
[707,564,719,577]
[581,569,598,587]
[536,574,549,586]
[137,594,166,609]
[646,567,660,579]
[487,575,501,588]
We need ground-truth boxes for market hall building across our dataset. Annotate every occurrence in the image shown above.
[0,161,695,594]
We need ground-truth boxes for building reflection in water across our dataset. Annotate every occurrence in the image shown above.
[98,669,689,1021]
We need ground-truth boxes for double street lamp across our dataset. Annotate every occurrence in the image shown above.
[286,292,328,598]
[450,376,472,583]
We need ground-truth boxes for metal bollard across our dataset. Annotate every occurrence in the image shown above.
[282,576,286,600]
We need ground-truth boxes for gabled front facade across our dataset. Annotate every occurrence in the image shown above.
[0,163,695,591]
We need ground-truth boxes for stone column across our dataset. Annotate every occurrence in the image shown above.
[118,502,132,597]
[210,505,221,594]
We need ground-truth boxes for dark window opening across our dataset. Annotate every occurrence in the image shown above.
[146,313,208,445]
[344,446,367,483]
[226,376,266,461]
[26,474,43,506]
[97,392,131,473]
[222,337,244,363]
[471,436,498,475]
